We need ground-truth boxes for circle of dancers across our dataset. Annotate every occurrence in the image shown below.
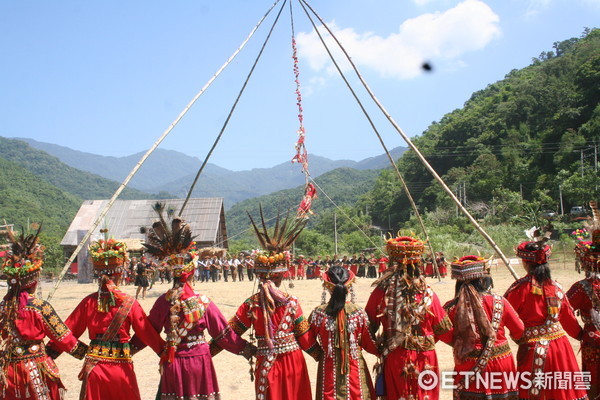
[1,202,599,400]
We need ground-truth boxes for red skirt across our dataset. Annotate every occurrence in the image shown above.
[516,335,588,400]
[3,356,64,400]
[453,346,518,399]
[425,263,434,277]
[383,347,440,400]
[256,350,312,400]
[160,345,221,399]
[83,361,141,400]
[582,343,600,400]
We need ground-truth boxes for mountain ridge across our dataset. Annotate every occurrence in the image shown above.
[18,137,406,207]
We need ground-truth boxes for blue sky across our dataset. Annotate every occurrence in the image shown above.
[1,0,599,171]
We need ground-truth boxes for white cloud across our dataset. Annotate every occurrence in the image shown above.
[296,0,501,80]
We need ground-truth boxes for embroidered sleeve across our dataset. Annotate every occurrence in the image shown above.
[228,297,254,338]
[294,315,311,338]
[433,314,452,336]
[69,341,89,360]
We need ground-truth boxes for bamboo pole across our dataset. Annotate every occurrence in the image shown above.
[297,0,441,280]
[46,0,283,301]
[300,0,518,280]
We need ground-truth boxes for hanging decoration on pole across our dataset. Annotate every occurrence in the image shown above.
[290,4,317,219]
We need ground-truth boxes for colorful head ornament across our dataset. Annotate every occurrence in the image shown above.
[516,225,552,265]
[89,230,128,276]
[576,201,600,272]
[385,235,425,265]
[1,226,44,289]
[142,202,195,282]
[451,255,490,281]
[248,205,307,277]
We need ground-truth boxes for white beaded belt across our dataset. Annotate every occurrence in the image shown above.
[256,334,299,356]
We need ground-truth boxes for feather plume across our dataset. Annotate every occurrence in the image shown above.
[6,224,43,259]
[143,203,195,258]
[248,206,307,254]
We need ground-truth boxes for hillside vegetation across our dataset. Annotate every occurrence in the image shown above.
[230,29,600,258]
[0,137,153,201]
[364,28,600,229]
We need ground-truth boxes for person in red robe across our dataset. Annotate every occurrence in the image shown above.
[0,228,88,400]
[439,255,524,400]
[436,252,448,278]
[296,255,307,280]
[568,202,600,400]
[424,253,434,277]
[310,266,379,400]
[48,236,166,400]
[377,255,388,278]
[365,236,452,400]
[504,230,588,400]
[228,211,322,400]
[132,211,255,400]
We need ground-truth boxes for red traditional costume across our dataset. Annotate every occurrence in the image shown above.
[439,255,524,400]
[135,208,253,400]
[365,236,452,400]
[230,291,321,400]
[377,257,388,275]
[0,228,88,400]
[230,209,322,400]
[310,268,378,400]
[567,201,600,400]
[504,235,587,400]
[437,253,447,278]
[48,235,165,400]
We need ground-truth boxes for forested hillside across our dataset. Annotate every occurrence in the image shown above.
[363,28,600,228]
[227,168,380,236]
[0,137,153,201]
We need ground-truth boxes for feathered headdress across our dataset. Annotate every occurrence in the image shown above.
[2,225,44,289]
[248,205,307,275]
[143,203,198,364]
[143,202,195,278]
[0,225,44,382]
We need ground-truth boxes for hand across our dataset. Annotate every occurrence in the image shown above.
[242,343,257,360]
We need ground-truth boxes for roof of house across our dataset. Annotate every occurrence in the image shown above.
[61,198,226,247]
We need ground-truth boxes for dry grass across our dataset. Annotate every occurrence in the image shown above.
[3,260,585,400]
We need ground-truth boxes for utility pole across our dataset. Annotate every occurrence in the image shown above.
[520,184,524,201]
[581,149,585,178]
[559,185,564,215]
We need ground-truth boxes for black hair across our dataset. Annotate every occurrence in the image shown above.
[524,242,552,283]
[454,276,494,297]
[325,265,349,316]
[407,263,422,278]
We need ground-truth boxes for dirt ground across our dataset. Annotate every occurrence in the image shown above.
[4,260,586,400]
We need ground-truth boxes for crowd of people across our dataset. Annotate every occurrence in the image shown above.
[1,201,599,400]
[118,252,448,293]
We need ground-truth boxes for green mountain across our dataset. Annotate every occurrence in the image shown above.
[226,167,380,238]
[363,29,600,227]
[0,157,80,239]
[0,137,154,200]
[20,137,405,207]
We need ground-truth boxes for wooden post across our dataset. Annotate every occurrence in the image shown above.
[77,230,93,284]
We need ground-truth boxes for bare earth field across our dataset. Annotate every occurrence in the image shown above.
[3,261,585,400]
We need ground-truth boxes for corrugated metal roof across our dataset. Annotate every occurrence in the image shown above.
[61,198,224,246]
